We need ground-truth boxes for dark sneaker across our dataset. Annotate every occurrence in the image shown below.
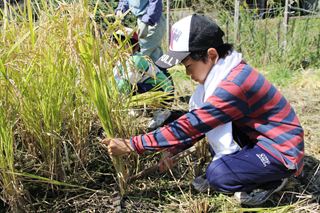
[192,175,211,192]
[234,178,288,206]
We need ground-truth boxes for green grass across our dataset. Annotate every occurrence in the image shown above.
[258,63,297,87]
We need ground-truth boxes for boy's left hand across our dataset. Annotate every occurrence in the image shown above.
[102,138,134,156]
[159,151,176,173]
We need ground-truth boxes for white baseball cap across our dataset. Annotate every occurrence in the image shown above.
[156,14,225,69]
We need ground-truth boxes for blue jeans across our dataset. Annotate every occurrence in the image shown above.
[137,15,165,63]
[206,145,294,193]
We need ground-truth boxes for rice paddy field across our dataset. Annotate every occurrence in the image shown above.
[0,1,319,212]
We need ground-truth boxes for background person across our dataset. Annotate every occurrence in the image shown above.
[115,0,165,65]
[113,27,174,128]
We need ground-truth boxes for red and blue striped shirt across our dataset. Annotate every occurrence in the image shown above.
[130,62,304,175]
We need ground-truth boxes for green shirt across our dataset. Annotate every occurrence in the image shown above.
[113,53,173,94]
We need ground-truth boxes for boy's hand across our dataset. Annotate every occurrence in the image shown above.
[102,138,134,156]
[159,151,176,173]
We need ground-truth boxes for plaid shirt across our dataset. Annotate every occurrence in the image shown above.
[131,62,304,175]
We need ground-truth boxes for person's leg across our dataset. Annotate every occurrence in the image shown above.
[138,15,165,63]
[136,82,154,94]
[206,144,294,193]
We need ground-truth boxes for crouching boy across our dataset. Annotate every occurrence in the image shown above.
[104,14,304,206]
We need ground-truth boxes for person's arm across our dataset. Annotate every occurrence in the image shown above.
[115,0,129,14]
[141,0,162,25]
[131,81,249,154]
[113,61,133,94]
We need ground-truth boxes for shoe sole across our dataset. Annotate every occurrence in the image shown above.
[235,178,288,206]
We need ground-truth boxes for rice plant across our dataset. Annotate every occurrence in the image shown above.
[76,20,157,196]
[0,0,169,201]
[0,98,24,211]
[76,27,130,195]
[0,0,92,183]
[59,1,170,195]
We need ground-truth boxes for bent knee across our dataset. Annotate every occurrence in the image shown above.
[206,161,238,193]
[207,174,235,192]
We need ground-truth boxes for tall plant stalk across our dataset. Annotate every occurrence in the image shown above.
[0,101,23,211]
[76,23,129,195]
[76,7,169,194]
[26,0,35,47]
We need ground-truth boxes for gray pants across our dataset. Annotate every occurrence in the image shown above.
[137,15,165,63]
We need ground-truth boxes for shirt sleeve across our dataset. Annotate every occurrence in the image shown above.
[115,0,129,14]
[116,78,131,94]
[130,81,249,154]
[141,0,163,25]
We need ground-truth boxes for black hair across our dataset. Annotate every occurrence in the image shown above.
[187,43,234,63]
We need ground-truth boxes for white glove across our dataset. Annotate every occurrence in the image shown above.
[138,22,149,39]
[116,10,123,18]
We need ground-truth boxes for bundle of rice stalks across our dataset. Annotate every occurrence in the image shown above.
[74,5,171,195]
